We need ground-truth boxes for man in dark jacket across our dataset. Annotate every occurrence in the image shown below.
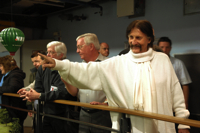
[24,51,46,133]
[19,41,78,133]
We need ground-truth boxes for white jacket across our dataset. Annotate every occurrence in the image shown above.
[54,48,189,133]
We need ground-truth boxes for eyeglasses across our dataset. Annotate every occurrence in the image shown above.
[46,51,57,55]
[102,48,109,50]
[77,44,86,50]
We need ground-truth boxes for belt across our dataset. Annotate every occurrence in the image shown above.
[81,108,101,113]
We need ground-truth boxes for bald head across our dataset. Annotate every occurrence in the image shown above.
[99,42,109,57]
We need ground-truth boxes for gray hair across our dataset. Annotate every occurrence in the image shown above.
[76,33,100,50]
[47,41,67,59]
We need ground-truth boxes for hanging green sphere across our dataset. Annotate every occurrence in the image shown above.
[0,27,25,56]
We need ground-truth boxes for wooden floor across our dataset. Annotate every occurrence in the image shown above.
[24,127,33,133]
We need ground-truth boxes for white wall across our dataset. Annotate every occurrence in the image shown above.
[43,0,200,61]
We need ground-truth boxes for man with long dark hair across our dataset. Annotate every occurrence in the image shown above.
[38,20,189,133]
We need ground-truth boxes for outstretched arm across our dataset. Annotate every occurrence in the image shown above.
[61,77,78,97]
[38,53,102,91]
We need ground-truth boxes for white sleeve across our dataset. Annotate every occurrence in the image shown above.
[24,80,35,91]
[172,81,190,129]
[54,59,103,91]
[177,61,192,85]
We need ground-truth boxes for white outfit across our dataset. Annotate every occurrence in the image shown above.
[24,80,35,91]
[54,48,189,133]
[170,56,192,85]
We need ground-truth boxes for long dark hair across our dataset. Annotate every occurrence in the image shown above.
[0,55,18,73]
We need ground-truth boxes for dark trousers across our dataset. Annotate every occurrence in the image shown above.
[79,109,112,133]
[33,112,37,133]
[43,115,66,133]
[19,120,24,133]
[65,107,80,133]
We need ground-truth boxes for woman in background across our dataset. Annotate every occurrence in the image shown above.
[0,55,27,133]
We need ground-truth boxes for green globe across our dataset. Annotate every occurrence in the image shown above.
[0,27,25,56]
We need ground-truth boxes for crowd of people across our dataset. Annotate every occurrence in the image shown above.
[0,20,192,133]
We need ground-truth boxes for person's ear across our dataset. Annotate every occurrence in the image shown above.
[148,37,151,44]
[89,43,95,50]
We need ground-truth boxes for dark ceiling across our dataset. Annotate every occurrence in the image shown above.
[0,0,107,29]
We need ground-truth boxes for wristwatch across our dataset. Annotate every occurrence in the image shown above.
[104,100,108,104]
[39,93,41,99]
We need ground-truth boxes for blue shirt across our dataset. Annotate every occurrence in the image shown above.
[0,72,10,108]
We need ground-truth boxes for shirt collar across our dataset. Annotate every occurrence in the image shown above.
[96,53,108,61]
[1,71,10,78]
[83,53,108,63]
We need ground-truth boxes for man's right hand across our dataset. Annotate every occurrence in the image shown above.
[38,53,56,69]
[90,101,108,106]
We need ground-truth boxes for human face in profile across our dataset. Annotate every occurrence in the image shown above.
[0,64,5,74]
[76,37,91,61]
[128,27,151,53]
[47,46,63,60]
[31,55,42,69]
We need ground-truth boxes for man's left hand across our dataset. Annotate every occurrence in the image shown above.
[178,129,190,133]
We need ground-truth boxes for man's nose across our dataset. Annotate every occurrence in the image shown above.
[76,48,80,53]
[47,53,50,57]
[162,48,167,52]
[47,53,52,57]
[130,38,137,44]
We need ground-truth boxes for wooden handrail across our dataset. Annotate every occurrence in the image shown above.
[3,93,200,128]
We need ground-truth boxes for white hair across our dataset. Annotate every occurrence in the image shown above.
[76,33,100,50]
[47,41,67,59]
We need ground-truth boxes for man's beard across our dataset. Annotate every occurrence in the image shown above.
[130,43,142,52]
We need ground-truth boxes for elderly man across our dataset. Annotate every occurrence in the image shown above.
[99,42,109,57]
[62,33,112,133]
[38,20,189,133]
[18,41,77,133]
[157,37,192,109]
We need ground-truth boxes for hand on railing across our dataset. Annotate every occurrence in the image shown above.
[19,88,40,102]
[178,129,190,133]
[90,101,108,106]
[17,88,28,96]
[28,112,33,117]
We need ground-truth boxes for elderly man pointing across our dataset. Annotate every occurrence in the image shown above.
[38,20,190,133]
